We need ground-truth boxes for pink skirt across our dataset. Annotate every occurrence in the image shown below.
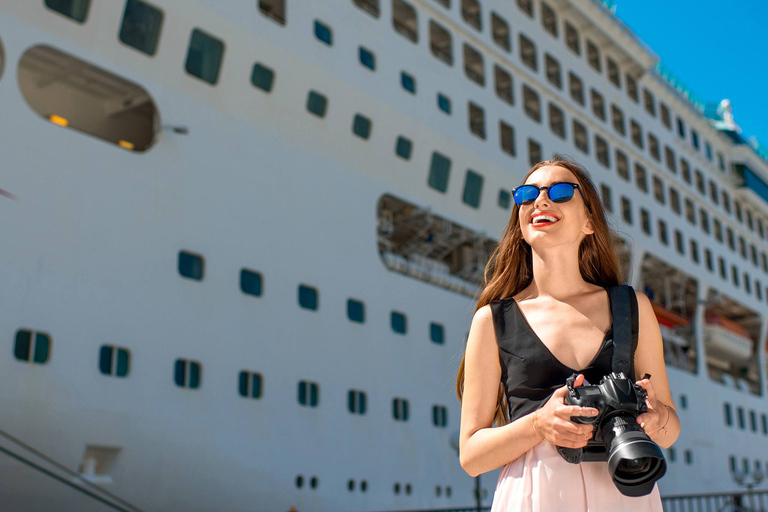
[490,440,664,512]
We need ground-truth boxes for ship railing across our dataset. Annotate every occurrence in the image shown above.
[662,489,768,512]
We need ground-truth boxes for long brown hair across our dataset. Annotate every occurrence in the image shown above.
[455,155,623,427]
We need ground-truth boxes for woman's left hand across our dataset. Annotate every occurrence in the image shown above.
[635,377,666,434]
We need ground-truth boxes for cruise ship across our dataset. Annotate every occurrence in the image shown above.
[2,0,768,511]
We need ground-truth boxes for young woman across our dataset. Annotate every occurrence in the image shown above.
[456,156,680,511]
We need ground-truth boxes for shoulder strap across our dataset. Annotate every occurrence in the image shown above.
[607,284,639,379]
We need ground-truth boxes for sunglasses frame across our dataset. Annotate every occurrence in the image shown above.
[511,181,592,214]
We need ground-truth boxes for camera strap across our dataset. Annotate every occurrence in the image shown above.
[607,284,639,379]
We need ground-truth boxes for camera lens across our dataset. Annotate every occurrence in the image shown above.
[617,457,652,474]
[602,415,667,497]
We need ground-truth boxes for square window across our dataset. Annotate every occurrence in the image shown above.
[498,189,511,209]
[461,0,482,30]
[437,93,451,114]
[119,0,164,56]
[523,85,541,122]
[463,43,484,85]
[240,268,263,296]
[519,34,537,71]
[428,152,451,192]
[353,0,379,17]
[500,121,516,156]
[391,311,407,334]
[185,28,224,85]
[528,139,542,165]
[600,184,612,212]
[468,102,485,139]
[298,284,318,310]
[314,20,333,45]
[179,250,204,280]
[462,169,484,208]
[430,20,453,65]
[259,0,286,24]
[359,46,376,70]
[45,0,90,23]
[347,299,365,323]
[494,65,514,105]
[393,0,418,42]
[401,71,416,93]
[14,330,32,361]
[430,322,445,344]
[395,136,413,159]
[586,40,601,72]
[565,22,580,55]
[541,2,557,37]
[491,12,510,52]
[306,90,328,117]
[352,114,372,139]
[251,63,275,92]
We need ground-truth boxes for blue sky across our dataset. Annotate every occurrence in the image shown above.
[613,0,768,152]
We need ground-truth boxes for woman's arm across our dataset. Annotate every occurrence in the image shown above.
[633,291,681,449]
[459,305,595,477]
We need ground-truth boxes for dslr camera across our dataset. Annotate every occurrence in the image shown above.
[555,372,667,497]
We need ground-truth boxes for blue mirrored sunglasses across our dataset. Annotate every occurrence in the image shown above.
[511,182,592,213]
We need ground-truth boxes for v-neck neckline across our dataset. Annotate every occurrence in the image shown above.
[509,290,613,374]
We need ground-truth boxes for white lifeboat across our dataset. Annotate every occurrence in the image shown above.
[703,313,752,361]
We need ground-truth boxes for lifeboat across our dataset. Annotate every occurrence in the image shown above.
[651,301,690,328]
[703,313,752,361]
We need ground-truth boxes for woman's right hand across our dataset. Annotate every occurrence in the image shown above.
[533,374,599,448]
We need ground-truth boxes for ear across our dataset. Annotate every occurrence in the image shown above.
[583,219,595,236]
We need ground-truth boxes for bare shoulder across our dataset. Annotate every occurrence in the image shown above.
[469,304,495,342]
[633,290,656,327]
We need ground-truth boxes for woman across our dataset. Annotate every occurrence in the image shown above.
[456,156,680,511]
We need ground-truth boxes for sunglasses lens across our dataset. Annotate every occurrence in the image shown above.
[513,185,538,205]
[549,183,575,203]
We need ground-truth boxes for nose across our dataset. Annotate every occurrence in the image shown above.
[533,187,551,208]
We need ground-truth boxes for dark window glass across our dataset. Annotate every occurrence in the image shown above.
[600,184,612,212]
[607,58,620,87]
[259,0,286,24]
[307,91,328,117]
[528,139,542,166]
[626,74,638,102]
[99,346,113,375]
[174,359,186,387]
[401,71,416,94]
[430,20,453,65]
[352,114,372,139]
[565,22,580,55]
[500,121,516,156]
[611,105,625,136]
[463,43,485,86]
[353,0,380,17]
[178,251,204,280]
[396,136,412,159]
[45,0,90,23]
[314,20,333,45]
[586,40,601,72]
[724,403,732,426]
[541,2,557,36]
[519,34,537,71]
[347,299,365,323]
[437,93,451,114]
[391,311,407,334]
[498,189,511,209]
[573,119,588,154]
[462,169,484,208]
[298,284,318,310]
[428,152,451,192]
[430,323,445,344]
[523,85,541,122]
[659,220,669,246]
[461,0,481,30]
[517,0,533,17]
[738,407,745,429]
[591,89,605,120]
[616,150,629,180]
[549,103,565,139]
[251,63,275,92]
[494,65,513,105]
[359,46,376,70]
[643,89,655,116]
[393,0,418,42]
[33,333,50,364]
[240,269,263,297]
[621,196,632,225]
[491,13,510,52]
[468,102,485,139]
[569,73,584,105]
[660,103,671,129]
[116,349,129,377]
[545,54,561,89]
[119,0,164,56]
[185,29,224,85]
[188,362,200,389]
[641,209,651,235]
[14,330,32,361]
[595,137,609,168]
[635,164,648,192]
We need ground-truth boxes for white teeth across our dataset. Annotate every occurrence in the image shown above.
[532,215,557,224]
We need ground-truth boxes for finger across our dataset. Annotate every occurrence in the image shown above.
[557,419,594,436]
[574,374,585,387]
[560,405,600,418]
[636,379,657,400]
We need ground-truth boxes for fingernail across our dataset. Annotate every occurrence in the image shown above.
[641,422,645,428]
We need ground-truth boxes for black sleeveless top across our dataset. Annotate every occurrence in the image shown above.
[489,292,619,422]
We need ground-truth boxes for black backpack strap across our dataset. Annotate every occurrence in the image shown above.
[608,284,639,380]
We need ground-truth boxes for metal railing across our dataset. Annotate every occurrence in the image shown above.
[662,489,768,512]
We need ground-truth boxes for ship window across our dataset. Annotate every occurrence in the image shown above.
[238,371,262,399]
[615,150,629,181]
[393,0,418,43]
[621,196,632,225]
[298,284,318,310]
[586,40,601,72]
[635,163,648,192]
[568,73,584,105]
[664,146,676,173]
[705,142,713,161]
[430,323,445,344]
[705,249,713,272]
[517,0,533,17]
[718,152,725,171]
[648,133,660,161]
[667,447,676,462]
[347,299,365,323]
[626,75,638,102]
[732,265,739,287]
[643,89,655,116]
[600,184,612,212]
[735,201,743,223]
[524,140,541,166]
[652,176,665,204]
[463,43,484,86]
[565,22,580,55]
[762,414,767,435]
[737,406,745,429]
[611,105,625,136]
[428,151,451,192]
[658,219,668,245]
[714,218,723,243]
[548,103,565,139]
[432,405,448,427]
[494,65,513,105]
[630,120,643,149]
[607,58,620,88]
[348,390,367,414]
[178,251,204,280]
[461,0,481,30]
[747,210,754,231]
[462,169,484,208]
[45,0,90,23]
[251,63,275,92]
[545,54,561,89]
[595,136,609,168]
[660,103,671,129]
[640,209,651,235]
[500,121,516,156]
[353,0,379,18]
[684,450,693,465]
[498,189,511,209]
[523,85,541,122]
[541,2,557,37]
[19,45,157,151]
[691,129,699,149]
[709,181,718,204]
[359,46,376,70]
[519,34,537,71]
[298,381,319,406]
[393,398,410,421]
[468,102,485,139]
[590,89,605,121]
[573,120,588,154]
[726,228,735,251]
[760,219,766,239]
[669,188,680,215]
[752,245,759,266]
[437,93,451,114]
[296,475,304,488]
[685,198,695,225]
[675,230,684,255]
[314,20,333,45]
[722,191,731,213]
[758,281,763,301]
[174,359,201,389]
[14,329,51,364]
[395,136,413,160]
[0,37,3,80]
[718,257,726,279]
[491,13,510,52]
[677,117,686,138]
[678,160,689,184]
[745,273,751,294]
[99,346,130,377]
[185,29,224,85]
[240,269,263,297]
[352,113,372,139]
[361,480,368,492]
[306,90,328,117]
[119,0,164,56]
[391,311,407,334]
[429,20,453,65]
[259,0,286,24]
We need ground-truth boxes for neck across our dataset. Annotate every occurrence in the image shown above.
[524,244,595,301]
